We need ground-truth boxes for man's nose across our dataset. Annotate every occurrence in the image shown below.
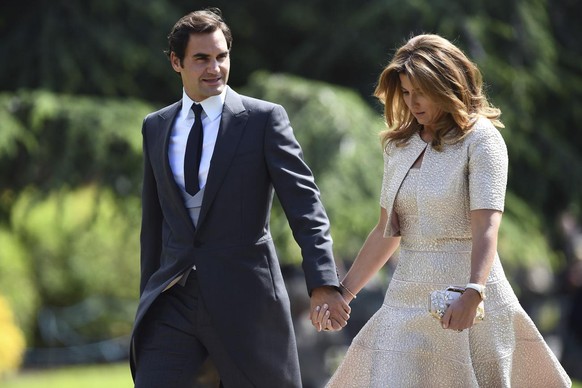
[207,59,220,73]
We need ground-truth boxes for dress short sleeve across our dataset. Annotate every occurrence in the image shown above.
[468,124,508,212]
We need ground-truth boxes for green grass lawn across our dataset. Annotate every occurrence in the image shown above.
[1,363,133,388]
[2,363,580,388]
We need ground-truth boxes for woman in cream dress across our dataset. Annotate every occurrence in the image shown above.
[316,34,571,387]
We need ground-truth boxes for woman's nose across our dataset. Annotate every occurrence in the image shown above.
[410,94,419,106]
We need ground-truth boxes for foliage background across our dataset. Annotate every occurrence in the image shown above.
[1,0,581,384]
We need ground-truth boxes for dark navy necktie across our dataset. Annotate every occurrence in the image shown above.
[184,103,204,195]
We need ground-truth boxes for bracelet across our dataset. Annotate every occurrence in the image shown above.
[465,282,486,300]
[340,282,357,299]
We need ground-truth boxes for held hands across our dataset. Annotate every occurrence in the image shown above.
[309,286,351,332]
[441,288,482,332]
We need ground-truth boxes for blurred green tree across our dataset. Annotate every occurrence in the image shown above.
[243,71,385,263]
[0,90,147,344]
[9,186,140,344]
[0,90,148,204]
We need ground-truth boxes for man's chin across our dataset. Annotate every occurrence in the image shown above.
[204,85,225,96]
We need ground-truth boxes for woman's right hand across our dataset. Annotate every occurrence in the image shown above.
[441,290,483,331]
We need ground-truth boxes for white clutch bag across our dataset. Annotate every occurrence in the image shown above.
[428,286,485,323]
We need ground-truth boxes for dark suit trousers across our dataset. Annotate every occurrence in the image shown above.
[133,271,254,388]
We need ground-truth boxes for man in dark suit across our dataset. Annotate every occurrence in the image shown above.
[131,8,350,388]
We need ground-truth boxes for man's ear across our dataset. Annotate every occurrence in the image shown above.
[170,52,182,73]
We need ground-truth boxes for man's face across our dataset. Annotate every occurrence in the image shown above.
[171,30,230,102]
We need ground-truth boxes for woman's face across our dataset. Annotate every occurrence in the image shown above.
[399,73,442,131]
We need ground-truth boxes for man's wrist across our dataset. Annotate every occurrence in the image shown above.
[310,284,340,296]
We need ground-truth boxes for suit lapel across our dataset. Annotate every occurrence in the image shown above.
[157,102,197,234]
[197,88,248,229]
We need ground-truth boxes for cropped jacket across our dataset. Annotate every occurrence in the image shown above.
[380,117,508,238]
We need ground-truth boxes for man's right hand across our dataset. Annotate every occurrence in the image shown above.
[309,286,351,332]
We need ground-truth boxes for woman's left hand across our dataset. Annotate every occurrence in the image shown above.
[311,304,332,331]
[440,288,483,332]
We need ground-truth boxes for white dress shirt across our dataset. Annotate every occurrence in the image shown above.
[164,89,226,288]
[168,88,226,192]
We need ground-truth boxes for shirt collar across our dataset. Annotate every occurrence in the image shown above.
[181,88,226,121]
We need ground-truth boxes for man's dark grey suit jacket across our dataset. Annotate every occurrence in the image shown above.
[130,86,339,387]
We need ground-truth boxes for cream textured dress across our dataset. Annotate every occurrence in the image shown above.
[326,118,571,388]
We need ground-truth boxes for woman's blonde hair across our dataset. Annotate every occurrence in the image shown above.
[374,34,503,150]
